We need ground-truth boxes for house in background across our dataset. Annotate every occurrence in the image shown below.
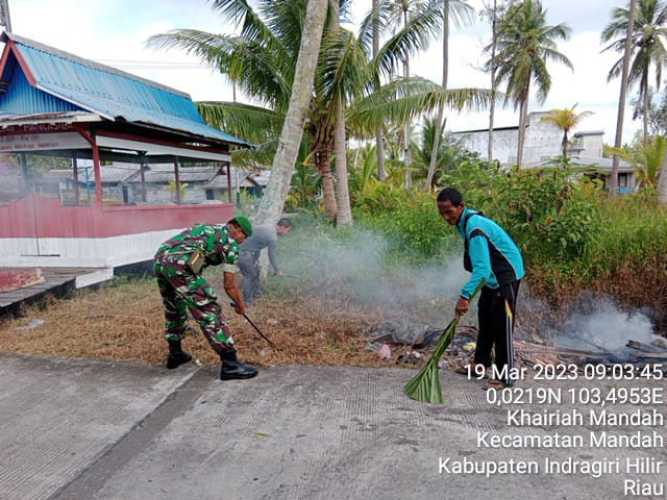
[0,32,249,273]
[452,111,636,193]
[37,162,270,205]
[203,168,270,202]
[568,131,636,193]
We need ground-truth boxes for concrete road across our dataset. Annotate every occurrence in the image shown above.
[0,354,665,500]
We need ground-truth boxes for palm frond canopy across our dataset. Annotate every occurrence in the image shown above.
[487,0,572,107]
[540,104,593,131]
[602,0,667,94]
[150,0,493,155]
[348,77,495,136]
[370,0,443,79]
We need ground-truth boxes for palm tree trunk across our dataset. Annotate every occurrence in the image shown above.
[658,147,667,204]
[335,100,352,225]
[643,78,650,142]
[255,0,328,224]
[372,0,386,181]
[611,0,637,197]
[488,0,497,163]
[403,7,412,189]
[562,130,568,160]
[329,0,352,225]
[318,148,338,219]
[516,85,529,168]
[425,0,449,190]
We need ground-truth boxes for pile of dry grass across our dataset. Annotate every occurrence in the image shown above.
[0,277,402,368]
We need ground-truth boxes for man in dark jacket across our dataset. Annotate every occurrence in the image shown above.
[437,188,525,387]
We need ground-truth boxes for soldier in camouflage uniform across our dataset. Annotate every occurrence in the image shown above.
[154,216,258,380]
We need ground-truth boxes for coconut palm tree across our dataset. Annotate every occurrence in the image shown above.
[481,0,515,163]
[382,0,430,189]
[328,0,353,225]
[413,117,478,186]
[611,135,667,189]
[658,148,667,202]
[540,105,593,160]
[633,135,667,188]
[609,0,638,196]
[489,0,573,168]
[425,0,475,189]
[256,0,327,224]
[371,0,386,181]
[602,0,667,142]
[151,0,492,220]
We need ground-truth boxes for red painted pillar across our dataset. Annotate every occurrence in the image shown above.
[91,136,103,206]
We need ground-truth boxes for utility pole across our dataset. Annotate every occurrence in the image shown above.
[0,0,12,32]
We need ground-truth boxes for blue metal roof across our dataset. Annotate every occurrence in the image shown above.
[1,33,248,146]
[0,53,80,115]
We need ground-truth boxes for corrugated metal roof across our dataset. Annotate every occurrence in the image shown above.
[0,54,81,115]
[1,32,248,147]
[45,164,140,184]
[203,168,270,189]
[129,164,220,184]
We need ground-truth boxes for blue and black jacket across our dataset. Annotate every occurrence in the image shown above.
[456,208,525,299]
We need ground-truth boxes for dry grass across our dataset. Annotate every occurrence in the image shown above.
[0,276,407,368]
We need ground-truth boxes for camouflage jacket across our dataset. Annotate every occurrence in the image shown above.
[155,223,240,274]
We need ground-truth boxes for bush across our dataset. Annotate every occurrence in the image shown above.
[354,184,456,259]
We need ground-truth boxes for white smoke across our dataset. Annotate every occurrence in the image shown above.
[275,218,662,348]
[276,221,467,324]
[548,298,659,352]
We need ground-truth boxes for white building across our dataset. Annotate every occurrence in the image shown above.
[451,111,636,193]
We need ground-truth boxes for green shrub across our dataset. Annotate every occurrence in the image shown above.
[355,186,456,259]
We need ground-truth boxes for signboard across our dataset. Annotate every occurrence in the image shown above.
[0,132,88,152]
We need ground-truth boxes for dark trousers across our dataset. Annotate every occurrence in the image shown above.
[474,280,520,384]
[238,251,261,304]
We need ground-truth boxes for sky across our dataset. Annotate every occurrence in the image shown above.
[10,0,640,143]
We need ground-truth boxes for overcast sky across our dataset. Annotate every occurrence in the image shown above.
[11,0,639,143]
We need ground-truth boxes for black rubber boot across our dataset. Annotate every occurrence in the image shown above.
[166,340,192,370]
[219,349,258,380]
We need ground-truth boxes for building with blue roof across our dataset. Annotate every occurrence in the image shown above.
[0,32,250,271]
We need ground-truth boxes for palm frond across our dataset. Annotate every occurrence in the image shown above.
[447,0,476,28]
[209,0,281,48]
[543,48,574,72]
[147,30,291,107]
[370,1,442,79]
[197,101,284,145]
[357,0,395,57]
[147,29,233,65]
[316,29,370,105]
[348,77,496,136]
[262,0,308,57]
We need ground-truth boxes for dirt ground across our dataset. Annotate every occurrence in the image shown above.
[0,275,425,368]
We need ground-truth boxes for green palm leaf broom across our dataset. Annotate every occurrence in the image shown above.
[404,318,459,404]
[405,285,483,404]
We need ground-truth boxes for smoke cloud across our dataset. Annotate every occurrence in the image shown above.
[274,218,662,348]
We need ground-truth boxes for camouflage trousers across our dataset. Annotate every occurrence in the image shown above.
[154,255,234,354]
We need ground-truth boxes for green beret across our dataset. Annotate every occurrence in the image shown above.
[232,214,253,237]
